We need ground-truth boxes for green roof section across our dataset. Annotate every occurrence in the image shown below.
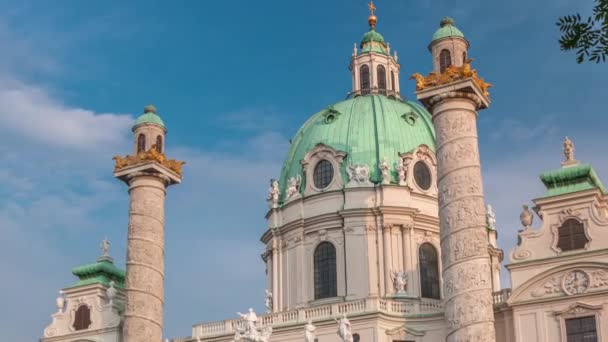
[539,163,606,197]
[432,17,465,42]
[133,104,165,130]
[278,95,436,202]
[359,29,389,55]
[70,257,125,289]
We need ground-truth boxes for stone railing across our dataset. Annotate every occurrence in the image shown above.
[191,297,443,338]
[492,289,512,307]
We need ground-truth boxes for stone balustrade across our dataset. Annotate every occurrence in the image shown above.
[191,297,444,339]
[492,289,512,307]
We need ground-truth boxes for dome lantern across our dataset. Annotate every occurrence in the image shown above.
[428,17,470,74]
[350,2,401,98]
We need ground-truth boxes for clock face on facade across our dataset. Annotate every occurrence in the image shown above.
[562,270,590,295]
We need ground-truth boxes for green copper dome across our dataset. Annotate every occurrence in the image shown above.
[432,17,465,42]
[360,29,388,55]
[133,104,165,129]
[279,95,436,199]
[361,29,385,44]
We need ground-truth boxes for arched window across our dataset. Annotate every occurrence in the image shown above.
[377,65,387,95]
[462,51,467,64]
[156,135,163,153]
[137,134,146,153]
[390,70,396,92]
[314,242,337,299]
[419,243,440,299]
[353,333,360,342]
[557,219,588,252]
[360,65,370,95]
[73,305,92,331]
[439,49,452,73]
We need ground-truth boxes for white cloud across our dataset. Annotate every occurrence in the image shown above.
[0,79,133,150]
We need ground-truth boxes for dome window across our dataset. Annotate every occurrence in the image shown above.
[402,111,419,126]
[439,49,452,73]
[413,161,432,190]
[360,65,370,95]
[137,134,146,153]
[377,65,387,95]
[313,160,334,189]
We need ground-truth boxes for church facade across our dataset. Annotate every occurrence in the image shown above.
[40,3,608,342]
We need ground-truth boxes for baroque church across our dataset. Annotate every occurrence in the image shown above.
[40,3,608,342]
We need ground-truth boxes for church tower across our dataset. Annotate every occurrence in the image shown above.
[113,105,184,342]
[349,1,401,98]
[414,19,496,341]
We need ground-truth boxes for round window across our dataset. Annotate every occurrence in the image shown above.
[313,160,334,189]
[413,161,432,190]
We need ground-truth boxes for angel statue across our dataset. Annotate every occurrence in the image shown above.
[304,320,317,342]
[264,289,273,313]
[486,204,497,231]
[266,179,280,209]
[285,175,301,200]
[563,136,576,164]
[335,314,353,342]
[380,158,390,185]
[391,270,408,294]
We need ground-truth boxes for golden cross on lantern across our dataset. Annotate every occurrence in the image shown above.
[368,1,376,15]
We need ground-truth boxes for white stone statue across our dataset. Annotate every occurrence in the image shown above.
[55,290,65,313]
[346,164,372,187]
[391,270,408,294]
[264,289,273,313]
[266,179,280,209]
[486,204,497,231]
[100,237,110,257]
[107,281,117,305]
[563,136,575,164]
[304,320,317,342]
[520,204,533,230]
[234,308,272,342]
[380,158,390,185]
[285,175,301,200]
[396,162,407,186]
[237,308,258,335]
[335,314,353,342]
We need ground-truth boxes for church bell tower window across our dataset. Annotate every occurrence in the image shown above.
[73,304,92,331]
[439,49,452,73]
[156,135,163,153]
[557,219,588,252]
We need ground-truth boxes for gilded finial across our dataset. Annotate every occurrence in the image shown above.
[440,17,454,27]
[144,104,157,114]
[367,1,377,29]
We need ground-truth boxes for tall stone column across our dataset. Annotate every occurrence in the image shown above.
[416,79,495,342]
[114,152,182,342]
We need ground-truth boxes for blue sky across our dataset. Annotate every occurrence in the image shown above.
[0,0,607,340]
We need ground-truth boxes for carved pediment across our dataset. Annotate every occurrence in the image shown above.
[386,325,426,337]
[554,302,604,317]
[509,263,608,304]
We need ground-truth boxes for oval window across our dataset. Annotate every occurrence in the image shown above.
[313,160,334,189]
[413,161,432,190]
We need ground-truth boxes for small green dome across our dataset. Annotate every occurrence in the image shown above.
[279,95,436,199]
[133,104,165,129]
[70,258,125,289]
[361,29,385,44]
[432,17,465,41]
